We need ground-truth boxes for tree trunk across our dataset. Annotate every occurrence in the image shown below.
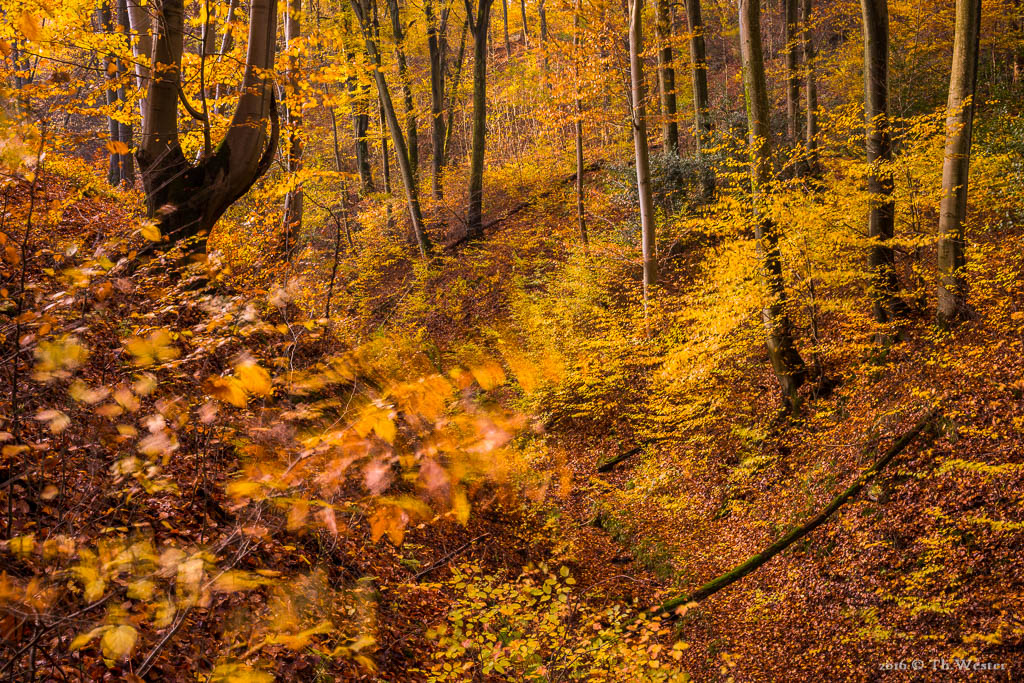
[539,0,549,81]
[281,0,304,258]
[136,0,280,252]
[387,0,418,179]
[629,0,658,303]
[738,0,806,410]
[519,0,529,47]
[426,0,449,199]
[655,0,678,154]
[443,18,470,167]
[683,0,710,154]
[861,0,905,330]
[501,0,512,55]
[125,0,151,115]
[802,0,819,168]
[116,0,134,184]
[350,0,431,258]
[937,0,981,326]
[784,0,800,144]
[574,0,588,253]
[465,0,495,240]
[213,0,239,112]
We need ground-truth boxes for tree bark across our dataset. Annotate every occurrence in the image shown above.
[802,0,819,169]
[426,0,449,199]
[861,0,905,330]
[629,0,658,303]
[464,0,495,240]
[574,0,588,253]
[683,0,710,154]
[501,0,512,55]
[443,18,470,167]
[116,0,134,184]
[281,0,304,258]
[387,0,418,178]
[519,0,529,47]
[937,0,981,326]
[350,0,432,258]
[738,0,805,410]
[136,0,280,251]
[655,0,678,154]
[784,0,800,144]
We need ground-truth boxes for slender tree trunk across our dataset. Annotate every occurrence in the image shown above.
[114,0,134,184]
[387,0,419,178]
[212,0,239,113]
[443,18,469,167]
[784,0,800,144]
[99,1,121,186]
[519,0,529,46]
[465,0,495,240]
[281,0,304,257]
[629,0,658,303]
[426,0,449,199]
[738,0,806,410]
[137,0,280,251]
[539,0,549,82]
[125,0,151,116]
[802,0,819,169]
[937,0,981,326]
[655,0,678,154]
[350,0,431,258]
[861,0,905,331]
[574,0,588,253]
[502,0,512,55]
[683,0,710,153]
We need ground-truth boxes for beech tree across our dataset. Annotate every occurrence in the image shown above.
[683,0,710,153]
[738,0,805,408]
[425,0,449,199]
[784,0,800,144]
[350,0,432,257]
[465,0,496,240]
[802,0,819,167]
[937,0,982,326]
[861,0,905,332]
[655,0,678,154]
[135,0,279,252]
[281,0,304,257]
[629,0,657,301]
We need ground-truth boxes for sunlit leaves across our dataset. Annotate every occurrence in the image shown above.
[124,329,180,367]
[100,624,137,661]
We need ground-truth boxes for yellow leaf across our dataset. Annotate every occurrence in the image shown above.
[235,361,271,396]
[101,624,137,661]
[206,376,247,407]
[126,579,155,600]
[212,570,271,592]
[18,12,41,40]
[69,626,105,652]
[8,534,35,556]
[0,40,11,57]
[369,505,408,546]
[452,489,470,526]
[105,140,129,155]
[138,220,161,242]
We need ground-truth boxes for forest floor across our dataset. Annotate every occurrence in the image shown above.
[3,144,1024,681]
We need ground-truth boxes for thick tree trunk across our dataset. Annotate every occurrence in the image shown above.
[350,0,432,258]
[861,0,904,330]
[629,0,658,303]
[465,0,495,240]
[426,0,449,199]
[683,0,710,154]
[802,0,819,168]
[784,0,800,144]
[125,0,151,114]
[937,0,981,326]
[136,0,279,251]
[387,0,419,178]
[655,0,678,154]
[738,0,806,410]
[281,0,304,257]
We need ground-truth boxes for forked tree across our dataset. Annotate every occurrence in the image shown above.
[135,0,280,252]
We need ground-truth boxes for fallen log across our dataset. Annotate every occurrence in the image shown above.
[649,408,939,618]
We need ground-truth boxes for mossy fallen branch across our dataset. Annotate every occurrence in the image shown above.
[650,408,940,618]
